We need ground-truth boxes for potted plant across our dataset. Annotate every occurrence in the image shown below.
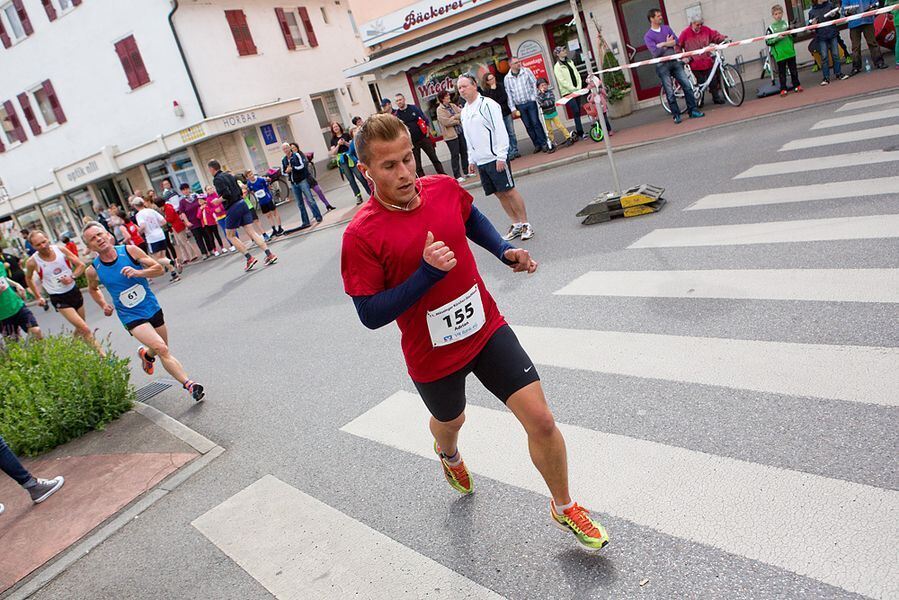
[597,28,634,118]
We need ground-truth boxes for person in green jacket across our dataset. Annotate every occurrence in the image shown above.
[552,46,587,140]
[0,262,42,340]
[767,5,802,95]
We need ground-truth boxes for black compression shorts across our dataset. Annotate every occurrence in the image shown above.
[413,324,540,422]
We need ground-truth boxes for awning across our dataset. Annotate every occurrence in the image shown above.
[343,0,570,78]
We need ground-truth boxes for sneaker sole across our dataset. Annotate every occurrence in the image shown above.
[33,476,65,504]
[245,260,258,272]
[265,257,278,266]
[191,384,205,402]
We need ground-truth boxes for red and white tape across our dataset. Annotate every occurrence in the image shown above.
[594,5,898,75]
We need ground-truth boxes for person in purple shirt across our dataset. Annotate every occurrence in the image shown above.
[644,8,705,124]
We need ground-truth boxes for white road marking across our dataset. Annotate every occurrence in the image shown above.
[780,124,899,151]
[734,150,899,178]
[811,107,899,130]
[513,325,899,407]
[342,392,899,599]
[554,269,899,303]
[835,92,899,112]
[687,176,899,210]
[192,475,503,600]
[627,215,899,248]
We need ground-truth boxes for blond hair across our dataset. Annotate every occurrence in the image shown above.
[354,114,410,165]
[771,4,783,14]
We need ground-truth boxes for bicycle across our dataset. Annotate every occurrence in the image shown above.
[660,47,745,114]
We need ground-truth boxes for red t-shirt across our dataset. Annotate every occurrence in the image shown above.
[341,175,505,383]
[125,222,145,246]
[163,203,186,233]
[64,241,79,256]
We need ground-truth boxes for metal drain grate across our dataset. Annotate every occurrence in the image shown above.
[135,379,175,403]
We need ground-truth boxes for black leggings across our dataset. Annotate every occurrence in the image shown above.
[776,57,800,91]
[203,224,223,249]
[412,137,446,178]
[191,227,209,255]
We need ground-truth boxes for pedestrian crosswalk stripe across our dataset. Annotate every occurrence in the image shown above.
[554,269,899,303]
[734,149,899,178]
[512,325,898,406]
[628,214,899,249]
[192,474,503,600]
[686,176,899,210]
[810,107,899,130]
[342,392,899,599]
[779,124,899,151]
[835,92,899,112]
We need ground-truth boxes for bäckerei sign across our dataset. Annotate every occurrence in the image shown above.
[360,0,492,47]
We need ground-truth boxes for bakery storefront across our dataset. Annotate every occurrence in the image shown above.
[347,0,583,140]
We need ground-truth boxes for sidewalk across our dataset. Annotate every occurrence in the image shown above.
[463,67,899,184]
[0,400,222,598]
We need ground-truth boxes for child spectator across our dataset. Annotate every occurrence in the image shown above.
[586,78,615,137]
[536,78,575,148]
[245,170,284,237]
[61,234,79,258]
[808,0,850,84]
[197,193,225,257]
[767,5,802,95]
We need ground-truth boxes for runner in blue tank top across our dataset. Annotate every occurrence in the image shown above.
[82,222,204,402]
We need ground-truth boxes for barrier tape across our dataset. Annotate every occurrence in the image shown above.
[591,5,896,76]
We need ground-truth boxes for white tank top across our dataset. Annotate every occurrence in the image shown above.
[34,247,76,295]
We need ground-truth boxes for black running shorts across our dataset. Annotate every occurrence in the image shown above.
[125,309,165,331]
[260,202,276,214]
[413,325,540,422]
[477,160,515,196]
[0,306,38,339]
[49,287,84,311]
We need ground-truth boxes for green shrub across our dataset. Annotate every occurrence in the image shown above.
[602,51,632,102]
[0,335,134,456]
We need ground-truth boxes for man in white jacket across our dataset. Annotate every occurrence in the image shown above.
[457,74,534,241]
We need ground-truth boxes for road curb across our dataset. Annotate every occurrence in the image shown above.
[463,85,899,188]
[3,403,225,600]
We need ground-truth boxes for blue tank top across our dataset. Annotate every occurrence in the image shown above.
[92,246,160,326]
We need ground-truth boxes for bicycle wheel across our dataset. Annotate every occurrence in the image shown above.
[274,180,290,205]
[721,64,745,107]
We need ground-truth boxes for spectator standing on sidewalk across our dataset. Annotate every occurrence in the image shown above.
[290,143,335,213]
[436,90,470,182]
[245,171,284,238]
[329,121,371,204]
[843,0,887,73]
[177,185,212,260]
[481,72,520,160]
[537,78,576,147]
[281,143,321,229]
[379,98,394,114]
[766,5,802,95]
[394,94,446,177]
[809,0,851,84]
[888,0,899,68]
[504,57,552,154]
[163,192,200,264]
[458,74,535,241]
[0,434,64,515]
[678,16,729,103]
[552,46,587,140]
[645,9,704,124]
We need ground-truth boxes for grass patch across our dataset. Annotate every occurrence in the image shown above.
[0,335,134,456]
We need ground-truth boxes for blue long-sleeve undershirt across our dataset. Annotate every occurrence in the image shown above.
[352,205,514,329]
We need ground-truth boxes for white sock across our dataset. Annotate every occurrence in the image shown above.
[514,222,523,228]
[554,499,575,512]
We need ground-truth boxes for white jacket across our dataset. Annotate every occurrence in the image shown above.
[460,94,509,166]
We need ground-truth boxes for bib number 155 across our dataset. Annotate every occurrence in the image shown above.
[442,302,475,328]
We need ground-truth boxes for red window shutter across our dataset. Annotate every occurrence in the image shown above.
[3,100,27,143]
[0,133,5,152]
[127,37,150,86]
[0,17,10,49]
[41,80,66,124]
[114,38,138,88]
[275,8,295,50]
[17,93,41,135]
[225,10,256,56]
[298,7,317,47]
[72,0,82,5]
[12,0,33,36]
[41,0,57,21]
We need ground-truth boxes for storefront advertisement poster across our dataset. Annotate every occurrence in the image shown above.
[517,40,550,87]
[260,124,277,146]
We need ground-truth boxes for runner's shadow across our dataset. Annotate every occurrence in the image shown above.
[554,547,617,591]
[195,271,258,309]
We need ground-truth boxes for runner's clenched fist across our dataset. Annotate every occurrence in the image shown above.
[423,231,457,272]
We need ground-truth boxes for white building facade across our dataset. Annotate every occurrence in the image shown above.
[0,0,373,244]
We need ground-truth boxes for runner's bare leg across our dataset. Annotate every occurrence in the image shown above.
[429,413,465,457]
[131,323,188,384]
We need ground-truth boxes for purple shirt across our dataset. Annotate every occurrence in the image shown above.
[644,25,678,58]
[178,196,203,229]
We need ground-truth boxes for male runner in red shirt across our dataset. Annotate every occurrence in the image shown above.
[340,114,608,550]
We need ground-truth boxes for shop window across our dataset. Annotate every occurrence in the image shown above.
[42,200,75,241]
[146,150,201,195]
[225,9,257,56]
[114,35,151,90]
[66,188,95,221]
[16,92,40,136]
[408,42,510,138]
[16,208,43,234]
[1,100,27,145]
[0,0,32,47]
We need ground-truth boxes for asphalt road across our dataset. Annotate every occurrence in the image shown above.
[27,92,899,600]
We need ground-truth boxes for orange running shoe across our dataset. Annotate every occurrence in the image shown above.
[138,347,155,375]
[551,501,609,551]
[433,441,473,494]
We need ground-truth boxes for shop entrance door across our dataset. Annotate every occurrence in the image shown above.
[310,92,343,148]
[614,0,668,100]
[544,15,595,87]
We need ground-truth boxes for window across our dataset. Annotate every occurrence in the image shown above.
[17,92,40,135]
[42,200,75,241]
[347,10,359,37]
[1,100,26,145]
[319,6,328,24]
[346,84,356,105]
[33,87,56,126]
[40,0,76,22]
[1,0,33,45]
[275,7,317,50]
[310,92,342,147]
[225,9,257,56]
[114,35,151,90]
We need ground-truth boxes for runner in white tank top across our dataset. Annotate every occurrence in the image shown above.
[24,231,105,355]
